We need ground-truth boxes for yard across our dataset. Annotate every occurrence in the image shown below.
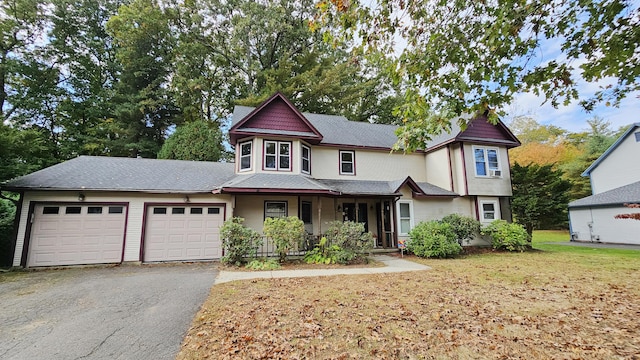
[178,231,640,359]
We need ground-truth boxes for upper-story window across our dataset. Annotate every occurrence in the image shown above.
[339,150,355,175]
[264,141,291,171]
[301,145,311,174]
[473,146,501,177]
[239,141,252,171]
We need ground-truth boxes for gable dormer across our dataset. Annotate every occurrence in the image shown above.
[229,92,323,145]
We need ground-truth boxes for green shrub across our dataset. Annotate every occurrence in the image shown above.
[263,216,305,262]
[324,221,374,264]
[0,198,16,267]
[482,220,530,252]
[407,220,462,258]
[245,258,281,270]
[441,213,481,245]
[304,237,341,264]
[220,217,262,266]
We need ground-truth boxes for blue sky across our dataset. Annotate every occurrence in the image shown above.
[501,11,639,134]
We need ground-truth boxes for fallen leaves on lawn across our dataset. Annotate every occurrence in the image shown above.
[178,253,640,359]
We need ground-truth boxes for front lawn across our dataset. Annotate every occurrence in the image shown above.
[178,231,640,359]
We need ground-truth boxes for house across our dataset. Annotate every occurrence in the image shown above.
[3,92,521,268]
[568,123,640,245]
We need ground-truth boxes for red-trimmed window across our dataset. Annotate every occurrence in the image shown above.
[301,144,311,174]
[264,141,291,171]
[339,150,355,175]
[239,141,252,171]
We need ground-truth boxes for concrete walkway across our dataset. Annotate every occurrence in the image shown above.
[214,255,430,284]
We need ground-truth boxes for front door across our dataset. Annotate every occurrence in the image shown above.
[343,203,368,232]
[301,201,313,234]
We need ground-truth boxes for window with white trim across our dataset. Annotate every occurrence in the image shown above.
[239,141,252,171]
[264,141,291,171]
[397,200,414,235]
[264,201,287,219]
[473,146,501,177]
[480,200,498,222]
[301,144,311,174]
[339,150,355,175]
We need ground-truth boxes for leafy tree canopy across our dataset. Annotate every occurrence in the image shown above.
[511,162,572,235]
[318,0,640,150]
[157,121,227,162]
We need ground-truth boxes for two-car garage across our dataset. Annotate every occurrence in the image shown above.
[24,202,225,267]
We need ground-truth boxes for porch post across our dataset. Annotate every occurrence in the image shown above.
[317,196,322,235]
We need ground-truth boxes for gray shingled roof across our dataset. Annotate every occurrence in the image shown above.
[416,182,459,196]
[233,105,400,149]
[218,173,336,193]
[569,181,640,208]
[2,156,236,193]
[316,179,398,196]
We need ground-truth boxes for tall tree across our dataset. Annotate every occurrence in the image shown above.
[172,0,401,123]
[107,0,180,158]
[47,0,125,158]
[318,0,640,149]
[561,117,618,199]
[511,163,572,235]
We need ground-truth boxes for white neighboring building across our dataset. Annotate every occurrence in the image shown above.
[568,123,640,245]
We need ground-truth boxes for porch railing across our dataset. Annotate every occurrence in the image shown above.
[253,232,397,258]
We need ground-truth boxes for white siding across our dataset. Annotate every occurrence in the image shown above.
[311,147,427,181]
[13,191,232,267]
[233,195,299,233]
[425,147,453,191]
[590,132,640,194]
[449,144,467,195]
[569,206,640,245]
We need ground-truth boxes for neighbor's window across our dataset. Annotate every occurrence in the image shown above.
[473,146,500,176]
[264,201,287,219]
[397,201,414,235]
[480,201,498,222]
[339,150,355,175]
[301,144,311,174]
[635,132,640,142]
[239,141,252,171]
[264,141,291,171]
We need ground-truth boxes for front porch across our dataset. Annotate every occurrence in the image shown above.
[231,194,401,252]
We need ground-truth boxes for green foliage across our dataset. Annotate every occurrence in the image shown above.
[511,163,572,235]
[304,237,342,265]
[319,0,639,151]
[482,220,530,252]
[0,195,17,267]
[441,214,481,245]
[245,258,281,271]
[158,121,226,161]
[407,221,461,258]
[263,216,305,263]
[324,221,374,263]
[220,217,262,266]
[560,117,617,200]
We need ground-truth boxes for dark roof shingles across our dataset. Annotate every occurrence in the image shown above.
[569,181,640,207]
[3,156,236,193]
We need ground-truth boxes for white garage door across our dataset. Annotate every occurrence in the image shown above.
[28,204,126,267]
[144,205,224,262]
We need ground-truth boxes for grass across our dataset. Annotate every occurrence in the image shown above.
[178,231,640,359]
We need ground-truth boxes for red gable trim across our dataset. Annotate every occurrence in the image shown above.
[457,116,521,148]
[215,187,340,195]
[229,92,323,145]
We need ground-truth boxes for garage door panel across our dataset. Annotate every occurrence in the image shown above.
[144,205,223,262]
[27,204,126,267]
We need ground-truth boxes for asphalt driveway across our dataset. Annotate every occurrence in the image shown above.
[0,263,218,360]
